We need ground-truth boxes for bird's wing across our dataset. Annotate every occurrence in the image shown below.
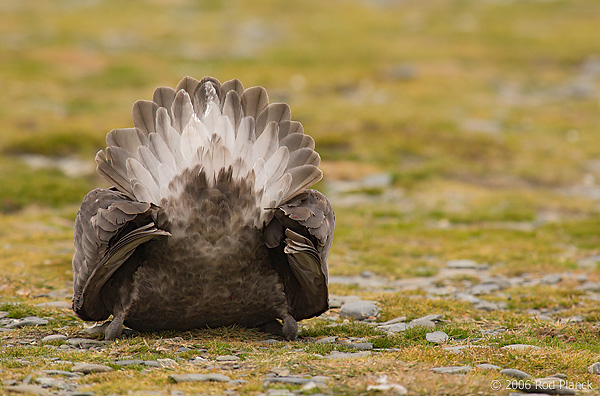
[265,189,335,320]
[72,188,170,321]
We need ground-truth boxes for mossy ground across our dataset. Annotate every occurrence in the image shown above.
[1,0,600,395]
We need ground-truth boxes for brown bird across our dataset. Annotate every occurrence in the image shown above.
[72,76,334,341]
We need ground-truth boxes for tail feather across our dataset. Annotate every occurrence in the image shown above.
[96,76,324,225]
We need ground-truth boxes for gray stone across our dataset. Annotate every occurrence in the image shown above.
[114,359,145,366]
[476,363,501,370]
[169,373,231,383]
[263,376,310,385]
[230,379,249,385]
[470,283,501,295]
[325,350,371,359]
[455,293,482,304]
[541,274,562,285]
[576,281,600,292]
[349,342,373,350]
[215,355,239,362]
[588,362,600,374]
[384,323,409,333]
[377,317,406,326]
[340,301,379,320]
[328,295,362,309]
[41,334,67,343]
[5,385,49,395]
[431,366,472,374]
[0,311,8,319]
[500,368,532,379]
[40,370,82,378]
[6,316,49,328]
[71,363,113,374]
[144,360,160,368]
[474,301,502,311]
[317,336,337,344]
[157,358,178,368]
[446,259,479,269]
[67,338,104,349]
[502,344,541,352]
[34,377,69,389]
[426,331,449,344]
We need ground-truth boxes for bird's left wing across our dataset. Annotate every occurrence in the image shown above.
[265,189,334,321]
[72,188,170,321]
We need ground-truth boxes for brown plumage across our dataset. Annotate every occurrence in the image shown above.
[72,76,334,340]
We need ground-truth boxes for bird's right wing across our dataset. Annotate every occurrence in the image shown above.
[72,188,170,321]
[265,189,335,320]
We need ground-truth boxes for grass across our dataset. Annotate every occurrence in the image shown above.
[2,0,600,394]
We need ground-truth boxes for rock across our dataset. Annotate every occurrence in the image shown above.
[502,344,541,352]
[500,368,532,379]
[174,346,192,353]
[349,342,373,350]
[6,317,49,328]
[476,363,501,370]
[230,379,249,385]
[67,338,104,349]
[455,293,482,304]
[541,274,562,285]
[426,331,449,344]
[34,377,69,389]
[114,359,145,366]
[270,367,291,377]
[5,385,49,395]
[328,295,362,309]
[325,350,371,359]
[144,360,160,368]
[409,314,444,328]
[0,311,8,319]
[41,334,67,343]
[215,355,240,362]
[474,301,503,311]
[263,376,310,385]
[71,363,113,374]
[431,366,472,374]
[340,301,379,320]
[367,383,408,394]
[377,317,406,326]
[35,301,71,309]
[169,373,231,383]
[385,323,409,333]
[317,336,337,344]
[576,282,600,292]
[470,283,501,295]
[446,259,479,269]
[157,358,178,368]
[40,370,82,378]
[588,362,600,374]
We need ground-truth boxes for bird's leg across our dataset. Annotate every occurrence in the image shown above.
[281,314,298,341]
[104,312,125,341]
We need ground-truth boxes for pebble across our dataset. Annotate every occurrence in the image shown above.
[348,342,373,350]
[431,366,472,374]
[367,383,408,394]
[588,362,600,374]
[67,338,104,349]
[446,259,480,269]
[35,301,71,309]
[317,336,337,344]
[386,323,409,333]
[541,274,562,285]
[169,373,231,383]
[34,377,70,389]
[5,385,49,395]
[328,295,362,309]
[71,363,113,374]
[476,363,501,370]
[377,317,406,326]
[575,281,600,292]
[40,370,81,378]
[502,344,541,352]
[6,317,49,328]
[263,375,310,385]
[474,301,503,311]
[325,350,371,359]
[340,301,379,320]
[426,331,449,344]
[157,358,178,368]
[500,368,532,379]
[41,334,67,343]
[114,359,145,366]
[215,355,240,362]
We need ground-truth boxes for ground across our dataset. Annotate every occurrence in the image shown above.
[2,0,600,395]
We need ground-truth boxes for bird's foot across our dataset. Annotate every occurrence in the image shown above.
[104,314,124,341]
[260,315,298,341]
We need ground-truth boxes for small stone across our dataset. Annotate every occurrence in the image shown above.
[114,359,145,366]
[215,355,240,362]
[426,331,448,344]
[502,344,541,352]
[71,363,113,374]
[367,383,408,394]
[6,385,49,395]
[386,323,409,333]
[169,373,231,383]
[455,293,482,304]
[317,336,337,344]
[431,366,472,374]
[157,358,178,368]
[476,363,501,370]
[550,373,568,379]
[175,346,192,353]
[230,379,249,385]
[270,367,291,377]
[349,342,373,350]
[470,283,501,295]
[588,362,600,374]
[541,274,562,285]
[40,370,82,378]
[67,338,103,349]
[41,334,67,343]
[0,311,8,319]
[576,281,600,292]
[144,360,160,368]
[446,259,479,269]
[34,377,69,389]
[325,350,371,359]
[263,376,310,385]
[328,295,362,309]
[6,316,49,328]
[500,368,532,379]
[377,317,406,326]
[475,301,503,311]
[340,301,379,320]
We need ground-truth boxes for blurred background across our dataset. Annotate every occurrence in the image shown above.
[1,0,600,283]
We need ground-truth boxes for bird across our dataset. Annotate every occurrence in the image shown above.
[71,76,334,341]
